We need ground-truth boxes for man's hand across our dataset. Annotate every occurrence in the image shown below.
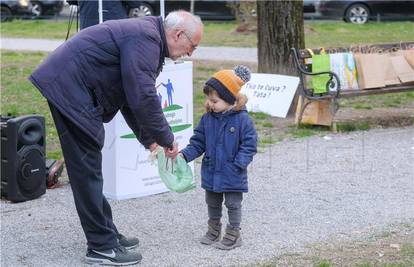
[164,142,178,159]
[149,143,158,152]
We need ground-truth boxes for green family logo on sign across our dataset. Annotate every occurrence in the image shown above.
[120,124,192,139]
[121,79,192,139]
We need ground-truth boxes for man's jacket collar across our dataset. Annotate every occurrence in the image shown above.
[158,16,169,58]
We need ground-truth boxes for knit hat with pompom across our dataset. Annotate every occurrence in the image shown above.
[205,65,251,105]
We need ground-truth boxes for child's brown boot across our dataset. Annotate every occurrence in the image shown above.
[200,219,221,245]
[213,224,242,250]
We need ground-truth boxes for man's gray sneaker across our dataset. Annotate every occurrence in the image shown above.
[118,234,139,249]
[85,246,142,266]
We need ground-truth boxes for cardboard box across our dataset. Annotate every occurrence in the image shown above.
[296,96,333,126]
[354,53,400,89]
[390,55,414,84]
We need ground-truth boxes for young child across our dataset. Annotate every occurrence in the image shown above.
[180,65,257,250]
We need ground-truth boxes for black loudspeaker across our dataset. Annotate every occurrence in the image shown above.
[1,115,46,202]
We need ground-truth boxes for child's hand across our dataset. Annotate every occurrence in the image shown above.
[178,153,188,163]
[149,143,158,152]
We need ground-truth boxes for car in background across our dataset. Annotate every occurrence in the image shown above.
[128,0,235,20]
[304,0,317,13]
[0,0,63,21]
[1,0,32,21]
[304,0,321,19]
[30,0,64,18]
[316,0,414,24]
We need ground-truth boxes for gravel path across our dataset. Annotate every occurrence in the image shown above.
[1,127,413,266]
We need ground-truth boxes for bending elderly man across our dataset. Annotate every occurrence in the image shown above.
[29,11,203,266]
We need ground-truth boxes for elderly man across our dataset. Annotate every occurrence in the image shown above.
[29,11,203,266]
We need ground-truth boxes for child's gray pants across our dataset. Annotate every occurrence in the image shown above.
[205,190,243,229]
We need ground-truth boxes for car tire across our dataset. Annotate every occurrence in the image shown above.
[129,3,153,18]
[345,3,370,24]
[1,6,12,22]
[31,1,43,18]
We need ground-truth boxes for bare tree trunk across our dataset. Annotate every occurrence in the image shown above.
[257,0,305,75]
[257,0,305,115]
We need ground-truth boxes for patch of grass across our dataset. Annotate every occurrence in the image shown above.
[0,19,75,40]
[382,96,403,108]
[2,20,413,48]
[0,20,256,47]
[260,223,414,266]
[262,122,273,128]
[1,50,62,159]
[305,21,414,48]
[401,243,414,258]
[336,121,371,132]
[258,135,276,146]
[290,128,317,138]
[202,21,256,47]
[341,92,414,109]
[285,124,329,139]
[47,150,62,160]
[193,89,205,103]
[378,231,394,239]
[314,259,332,267]
[352,103,373,110]
[194,65,221,73]
[250,112,270,120]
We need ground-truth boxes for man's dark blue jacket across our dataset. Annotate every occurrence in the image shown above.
[29,16,174,149]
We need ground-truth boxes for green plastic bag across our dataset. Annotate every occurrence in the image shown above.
[157,149,195,193]
[309,49,331,94]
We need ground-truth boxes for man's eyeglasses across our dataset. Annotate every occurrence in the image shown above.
[181,31,197,51]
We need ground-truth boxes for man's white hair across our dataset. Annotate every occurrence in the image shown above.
[164,10,202,37]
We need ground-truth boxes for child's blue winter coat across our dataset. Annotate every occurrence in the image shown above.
[181,109,257,193]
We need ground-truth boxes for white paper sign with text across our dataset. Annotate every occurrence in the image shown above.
[102,62,194,200]
[241,73,300,118]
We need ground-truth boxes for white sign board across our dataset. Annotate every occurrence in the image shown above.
[102,61,194,200]
[241,73,300,118]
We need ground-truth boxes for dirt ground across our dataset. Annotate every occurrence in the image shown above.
[335,107,414,128]
[290,106,413,127]
[252,97,414,266]
[257,106,414,146]
[259,106,414,266]
[265,222,414,267]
